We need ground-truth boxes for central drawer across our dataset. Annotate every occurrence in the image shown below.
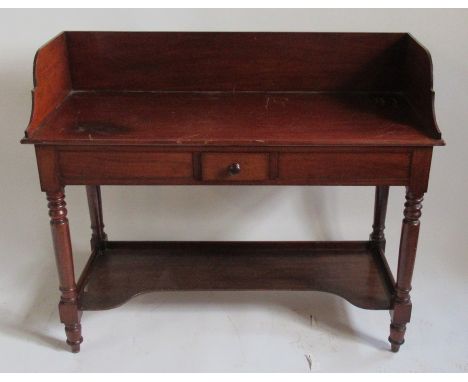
[201,153,270,181]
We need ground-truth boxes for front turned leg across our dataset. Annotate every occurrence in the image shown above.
[389,190,424,352]
[47,190,83,353]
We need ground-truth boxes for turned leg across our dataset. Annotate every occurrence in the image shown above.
[86,185,107,250]
[47,190,83,353]
[389,189,424,352]
[370,186,389,250]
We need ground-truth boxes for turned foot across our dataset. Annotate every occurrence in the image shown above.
[388,322,406,352]
[65,324,83,353]
[390,342,401,353]
[58,288,83,353]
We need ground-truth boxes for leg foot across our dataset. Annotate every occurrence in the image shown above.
[66,325,83,353]
[60,302,83,352]
[66,329,83,353]
[58,294,83,353]
[70,343,81,353]
[390,342,401,353]
[389,322,406,352]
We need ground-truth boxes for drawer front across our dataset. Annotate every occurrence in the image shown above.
[278,152,410,184]
[59,150,194,184]
[201,153,270,181]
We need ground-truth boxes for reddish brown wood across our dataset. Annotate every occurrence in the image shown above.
[53,146,416,186]
[201,153,269,181]
[86,185,107,250]
[59,150,194,184]
[79,241,393,311]
[409,148,433,194]
[21,32,444,146]
[389,190,424,352]
[269,152,279,180]
[403,35,441,139]
[370,186,390,248]
[21,32,444,353]
[25,33,71,139]
[47,190,82,353]
[66,32,406,92]
[278,152,410,184]
[24,92,442,147]
[34,146,60,191]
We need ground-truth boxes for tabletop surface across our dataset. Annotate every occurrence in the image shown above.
[27,91,441,146]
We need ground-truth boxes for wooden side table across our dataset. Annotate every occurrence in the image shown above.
[21,32,444,353]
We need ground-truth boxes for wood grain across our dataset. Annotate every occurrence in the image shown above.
[79,241,394,311]
[26,33,71,138]
[22,32,444,146]
[59,150,194,183]
[403,34,441,139]
[25,92,442,147]
[54,146,416,186]
[278,151,410,184]
[66,32,406,92]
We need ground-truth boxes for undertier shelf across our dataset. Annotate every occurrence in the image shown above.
[78,241,395,311]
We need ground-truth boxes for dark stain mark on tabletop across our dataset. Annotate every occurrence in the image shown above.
[74,122,131,136]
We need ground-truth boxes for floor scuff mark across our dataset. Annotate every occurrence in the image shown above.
[310,315,317,327]
[305,354,312,371]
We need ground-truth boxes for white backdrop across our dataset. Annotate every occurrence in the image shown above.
[0,8,467,372]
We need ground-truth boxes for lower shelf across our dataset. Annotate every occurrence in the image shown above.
[78,241,395,311]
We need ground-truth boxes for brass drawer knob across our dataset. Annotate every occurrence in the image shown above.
[228,162,241,176]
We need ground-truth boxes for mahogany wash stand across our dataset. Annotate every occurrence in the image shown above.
[21,32,444,353]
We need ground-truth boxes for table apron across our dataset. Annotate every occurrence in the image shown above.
[34,146,432,189]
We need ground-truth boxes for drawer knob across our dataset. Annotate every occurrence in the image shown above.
[228,162,241,176]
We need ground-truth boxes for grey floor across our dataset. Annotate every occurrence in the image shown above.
[0,264,467,371]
